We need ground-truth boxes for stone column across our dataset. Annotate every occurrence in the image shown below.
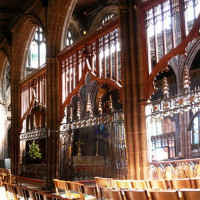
[118,0,149,179]
[10,77,20,175]
[46,56,60,187]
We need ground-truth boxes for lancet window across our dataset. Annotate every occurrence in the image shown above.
[27,27,46,70]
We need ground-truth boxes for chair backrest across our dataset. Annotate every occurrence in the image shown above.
[131,180,148,189]
[4,169,12,184]
[98,186,108,200]
[123,189,148,200]
[95,177,110,188]
[170,179,192,189]
[110,179,118,189]
[149,179,168,190]
[149,190,179,200]
[180,189,200,200]
[66,181,82,199]
[11,184,24,200]
[36,191,55,200]
[80,184,98,199]
[105,188,124,200]
[53,179,68,197]
[23,187,37,200]
[191,178,200,189]
[115,180,133,189]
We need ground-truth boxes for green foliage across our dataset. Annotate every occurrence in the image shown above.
[27,141,42,160]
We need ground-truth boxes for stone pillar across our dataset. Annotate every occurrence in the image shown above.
[46,56,60,187]
[10,79,20,175]
[118,0,149,179]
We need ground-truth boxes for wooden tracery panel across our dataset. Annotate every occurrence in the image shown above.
[20,67,46,121]
[142,0,200,74]
[58,18,121,118]
[140,0,200,100]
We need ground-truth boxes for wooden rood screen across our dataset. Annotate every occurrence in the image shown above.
[20,67,46,122]
[58,18,122,119]
[141,0,200,99]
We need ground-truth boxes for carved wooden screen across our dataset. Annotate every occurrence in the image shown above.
[143,0,200,74]
[20,68,46,121]
[58,19,121,119]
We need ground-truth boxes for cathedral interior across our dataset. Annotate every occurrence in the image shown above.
[0,0,200,199]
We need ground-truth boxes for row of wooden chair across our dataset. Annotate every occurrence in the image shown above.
[95,177,200,190]
[98,187,200,200]
[3,182,70,200]
[54,179,97,200]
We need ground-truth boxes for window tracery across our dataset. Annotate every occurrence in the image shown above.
[65,30,74,47]
[27,27,46,69]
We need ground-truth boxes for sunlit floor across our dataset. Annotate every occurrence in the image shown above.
[0,187,8,200]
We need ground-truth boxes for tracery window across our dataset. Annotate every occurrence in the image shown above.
[27,27,46,69]
[65,30,74,47]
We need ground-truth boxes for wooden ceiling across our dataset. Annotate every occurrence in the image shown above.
[0,0,31,44]
[0,0,114,45]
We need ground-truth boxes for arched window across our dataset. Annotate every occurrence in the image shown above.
[191,115,200,153]
[27,27,46,69]
[65,30,74,47]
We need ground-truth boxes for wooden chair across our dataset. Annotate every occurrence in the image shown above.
[180,189,200,200]
[3,182,16,200]
[98,186,108,200]
[149,190,180,200]
[149,179,168,190]
[23,187,37,200]
[109,179,118,189]
[0,168,4,186]
[35,191,56,200]
[52,195,69,200]
[123,189,148,200]
[53,179,69,198]
[66,181,82,199]
[191,178,200,189]
[170,179,192,189]
[104,188,123,200]
[94,177,110,188]
[4,169,17,185]
[131,180,148,189]
[95,177,110,199]
[11,184,24,200]
[80,184,98,200]
[115,180,133,189]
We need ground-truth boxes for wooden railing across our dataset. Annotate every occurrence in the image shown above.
[20,67,46,122]
[58,18,122,120]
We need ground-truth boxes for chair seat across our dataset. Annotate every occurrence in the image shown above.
[84,194,96,200]
[61,194,68,198]
[68,192,81,199]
